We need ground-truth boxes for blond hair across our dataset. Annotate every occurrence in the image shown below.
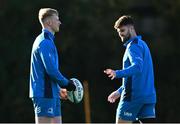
[38,8,58,24]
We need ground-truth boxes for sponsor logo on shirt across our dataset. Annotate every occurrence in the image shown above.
[48,108,53,114]
[124,112,132,117]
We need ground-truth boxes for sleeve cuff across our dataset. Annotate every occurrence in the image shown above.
[117,87,123,94]
[115,70,122,78]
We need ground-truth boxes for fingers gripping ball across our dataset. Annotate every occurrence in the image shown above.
[67,78,84,103]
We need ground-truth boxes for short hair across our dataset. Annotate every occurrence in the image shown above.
[114,15,134,29]
[38,8,58,24]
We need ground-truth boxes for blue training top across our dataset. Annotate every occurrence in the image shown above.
[116,36,156,103]
[29,29,69,98]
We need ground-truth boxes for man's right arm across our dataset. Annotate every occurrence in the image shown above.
[38,40,75,91]
[115,44,143,78]
[117,86,123,94]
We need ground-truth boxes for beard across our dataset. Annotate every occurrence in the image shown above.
[121,33,131,42]
[120,29,131,42]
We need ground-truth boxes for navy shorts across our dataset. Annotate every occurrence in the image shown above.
[116,100,155,121]
[32,98,61,117]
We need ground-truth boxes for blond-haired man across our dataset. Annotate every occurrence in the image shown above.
[29,8,75,123]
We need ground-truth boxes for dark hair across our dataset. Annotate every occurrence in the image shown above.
[114,15,134,29]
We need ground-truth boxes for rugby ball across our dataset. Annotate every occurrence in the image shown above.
[67,78,84,103]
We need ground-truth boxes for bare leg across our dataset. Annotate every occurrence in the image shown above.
[51,116,62,123]
[116,118,132,124]
[35,116,51,124]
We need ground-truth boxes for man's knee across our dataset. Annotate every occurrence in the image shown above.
[35,116,62,124]
[35,116,51,123]
[116,118,132,124]
[51,116,62,123]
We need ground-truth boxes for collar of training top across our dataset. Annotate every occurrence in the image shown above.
[42,29,55,41]
[123,35,142,47]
